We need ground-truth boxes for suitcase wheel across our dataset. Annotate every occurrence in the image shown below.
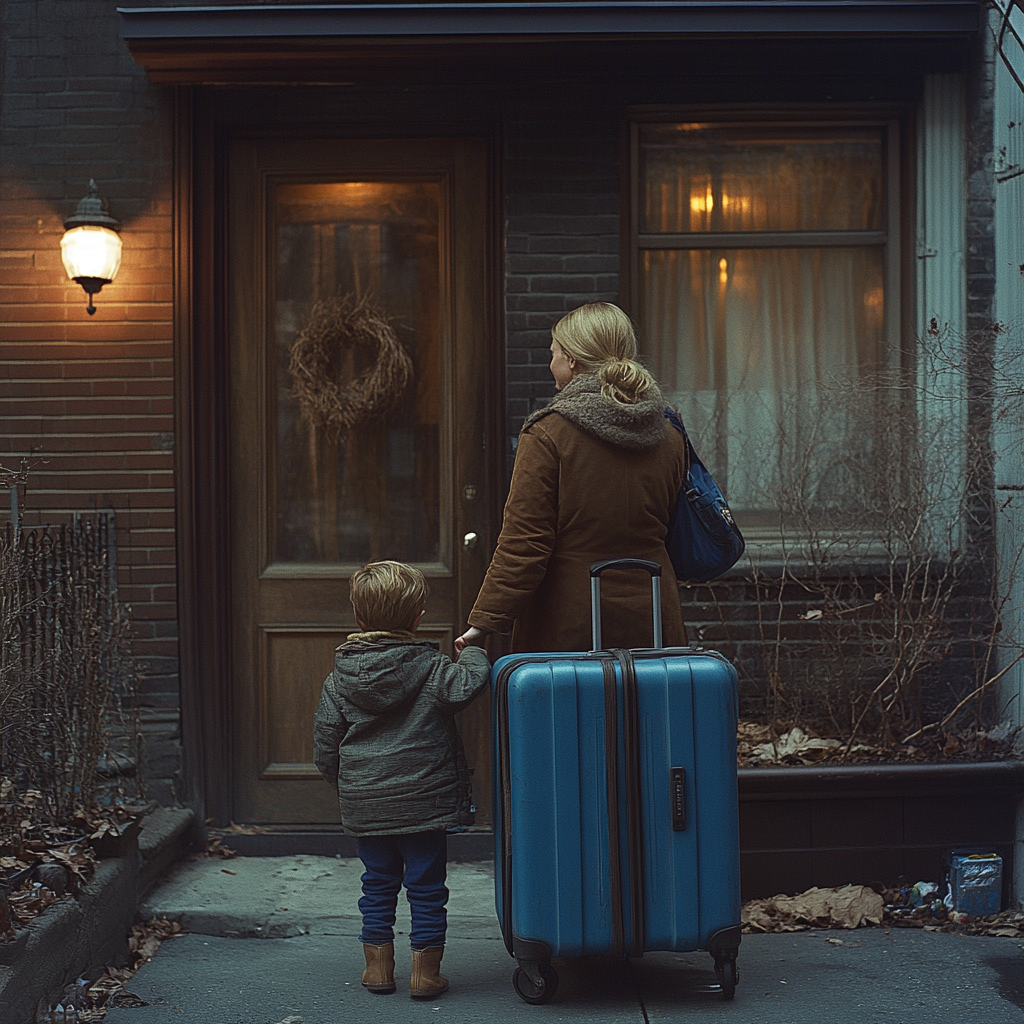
[714,956,737,1001]
[512,963,559,1005]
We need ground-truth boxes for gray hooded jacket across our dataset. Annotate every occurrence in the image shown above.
[313,634,491,836]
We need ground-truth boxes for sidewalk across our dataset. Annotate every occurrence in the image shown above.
[104,855,1024,1024]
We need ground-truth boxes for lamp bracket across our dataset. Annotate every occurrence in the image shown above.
[73,275,111,316]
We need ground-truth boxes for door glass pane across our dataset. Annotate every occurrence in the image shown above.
[640,125,884,233]
[271,181,441,565]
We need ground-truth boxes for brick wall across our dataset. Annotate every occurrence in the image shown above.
[965,18,999,558]
[0,0,179,801]
[966,28,997,347]
[503,104,621,465]
[676,572,997,736]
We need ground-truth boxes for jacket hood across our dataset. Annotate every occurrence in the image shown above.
[333,637,438,715]
[522,372,667,451]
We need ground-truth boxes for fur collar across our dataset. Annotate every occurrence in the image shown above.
[522,373,667,451]
[337,629,420,650]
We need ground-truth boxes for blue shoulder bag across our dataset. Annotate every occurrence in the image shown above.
[664,407,745,582]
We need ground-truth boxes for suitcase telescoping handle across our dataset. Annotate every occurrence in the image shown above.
[589,558,663,651]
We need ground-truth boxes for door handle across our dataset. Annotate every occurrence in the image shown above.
[463,532,479,549]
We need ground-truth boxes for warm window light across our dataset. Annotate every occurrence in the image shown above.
[61,180,122,315]
[690,185,715,215]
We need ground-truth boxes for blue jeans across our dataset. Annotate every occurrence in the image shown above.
[357,832,448,949]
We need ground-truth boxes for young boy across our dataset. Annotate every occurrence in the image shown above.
[313,560,490,999]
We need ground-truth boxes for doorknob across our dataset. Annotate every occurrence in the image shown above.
[463,532,479,549]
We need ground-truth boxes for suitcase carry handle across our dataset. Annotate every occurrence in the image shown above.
[589,558,663,651]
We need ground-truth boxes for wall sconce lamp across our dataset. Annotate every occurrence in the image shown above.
[61,180,122,315]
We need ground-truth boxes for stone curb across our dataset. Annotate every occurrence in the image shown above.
[0,807,194,1024]
[138,808,197,894]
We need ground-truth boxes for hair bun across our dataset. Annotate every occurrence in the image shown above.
[598,357,653,405]
[551,302,658,405]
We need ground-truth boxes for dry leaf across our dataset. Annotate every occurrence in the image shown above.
[126,918,182,970]
[108,990,148,1008]
[744,885,884,933]
[87,974,124,1004]
[748,727,875,765]
[196,837,238,860]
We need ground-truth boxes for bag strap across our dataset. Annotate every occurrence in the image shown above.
[661,411,692,646]
[602,658,625,957]
[664,406,700,476]
[664,406,684,434]
[614,648,646,957]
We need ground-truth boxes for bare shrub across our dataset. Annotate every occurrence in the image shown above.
[706,323,1024,756]
[0,510,142,826]
[0,528,31,784]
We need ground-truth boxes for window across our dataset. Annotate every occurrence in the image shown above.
[631,117,902,531]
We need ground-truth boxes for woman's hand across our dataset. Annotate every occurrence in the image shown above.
[454,626,488,655]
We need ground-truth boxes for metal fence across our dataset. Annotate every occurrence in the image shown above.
[13,513,119,677]
[1,513,140,823]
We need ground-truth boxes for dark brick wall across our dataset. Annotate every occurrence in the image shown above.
[966,27,998,344]
[677,569,998,737]
[965,18,1000,559]
[0,0,180,800]
[503,109,621,453]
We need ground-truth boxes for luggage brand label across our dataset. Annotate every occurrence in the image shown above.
[670,767,686,831]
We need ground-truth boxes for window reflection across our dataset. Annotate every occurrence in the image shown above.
[640,125,883,234]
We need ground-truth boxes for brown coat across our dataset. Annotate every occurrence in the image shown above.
[468,375,688,653]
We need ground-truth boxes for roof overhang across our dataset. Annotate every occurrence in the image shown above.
[118,2,983,83]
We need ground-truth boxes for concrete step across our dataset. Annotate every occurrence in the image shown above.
[0,806,194,1024]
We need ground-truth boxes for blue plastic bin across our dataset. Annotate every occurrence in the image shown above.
[950,852,1002,916]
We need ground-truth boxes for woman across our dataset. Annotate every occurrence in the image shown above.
[454,302,687,654]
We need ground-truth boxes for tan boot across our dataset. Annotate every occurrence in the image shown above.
[410,945,449,999]
[362,942,396,994]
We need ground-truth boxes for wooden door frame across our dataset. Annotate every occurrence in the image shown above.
[172,86,505,825]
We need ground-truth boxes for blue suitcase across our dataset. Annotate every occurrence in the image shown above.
[492,558,742,1004]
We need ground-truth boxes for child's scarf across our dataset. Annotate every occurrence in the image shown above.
[341,629,419,646]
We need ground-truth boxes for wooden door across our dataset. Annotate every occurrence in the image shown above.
[228,137,493,824]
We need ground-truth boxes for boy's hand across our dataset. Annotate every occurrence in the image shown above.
[454,626,488,655]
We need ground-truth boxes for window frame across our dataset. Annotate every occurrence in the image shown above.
[624,105,916,548]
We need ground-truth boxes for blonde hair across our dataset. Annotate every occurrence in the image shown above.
[350,560,428,631]
[551,302,655,405]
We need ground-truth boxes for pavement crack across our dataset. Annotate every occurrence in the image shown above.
[626,959,651,1024]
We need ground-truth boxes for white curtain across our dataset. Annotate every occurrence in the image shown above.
[638,126,887,519]
[643,246,885,517]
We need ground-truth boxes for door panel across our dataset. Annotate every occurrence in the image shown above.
[229,137,492,824]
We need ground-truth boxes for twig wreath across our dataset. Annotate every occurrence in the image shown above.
[288,293,414,441]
